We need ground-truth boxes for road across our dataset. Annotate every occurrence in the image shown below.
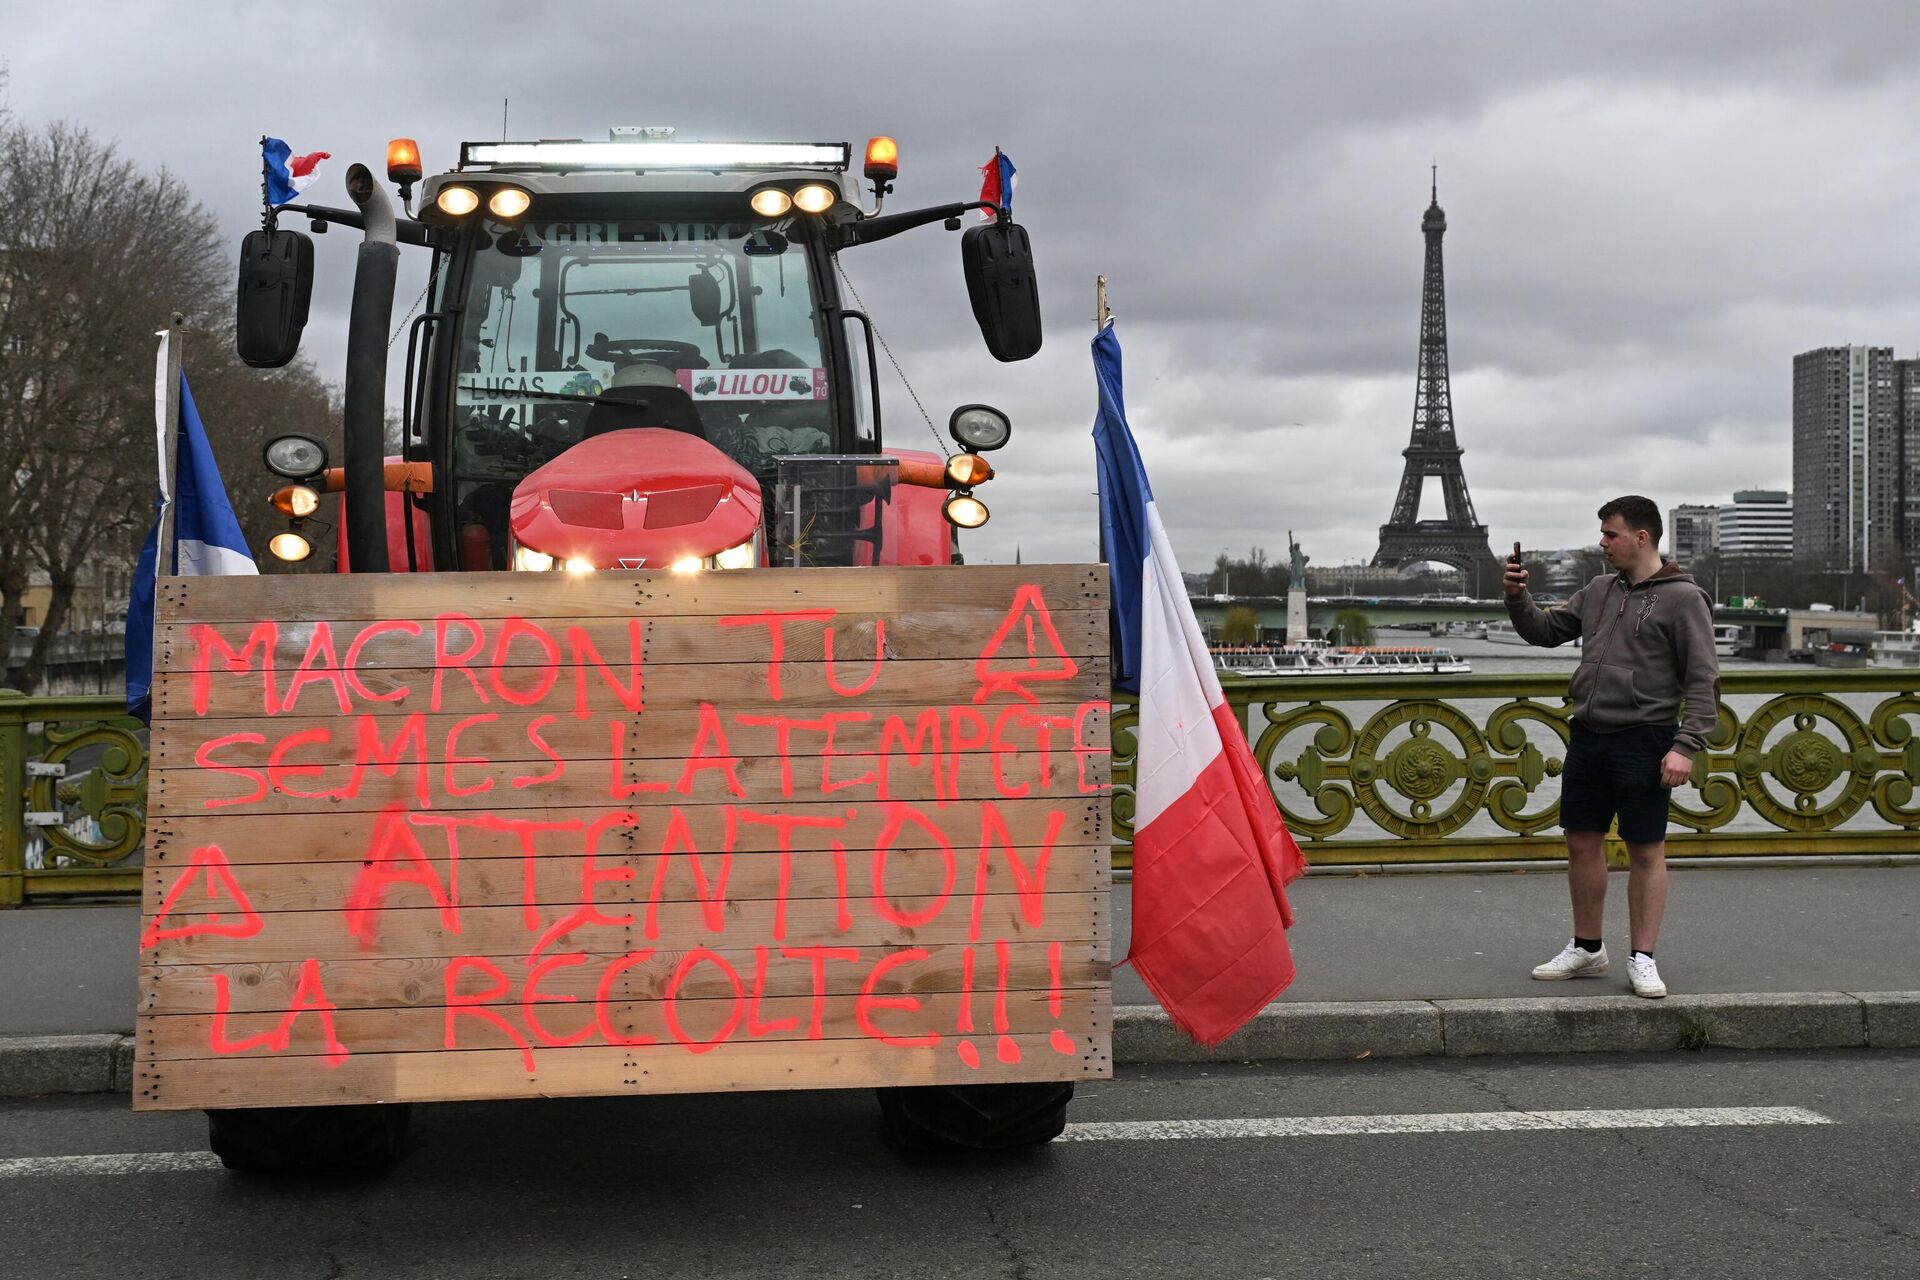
[3,1051,1915,1279]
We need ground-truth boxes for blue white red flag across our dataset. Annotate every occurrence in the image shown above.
[1093,319,1306,1047]
[263,137,330,206]
[126,334,258,721]
[978,147,1017,218]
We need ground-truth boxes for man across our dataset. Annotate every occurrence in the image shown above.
[1503,496,1720,998]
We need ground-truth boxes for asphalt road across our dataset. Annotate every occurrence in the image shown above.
[3,1050,1916,1279]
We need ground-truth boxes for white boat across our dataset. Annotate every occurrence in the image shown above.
[1213,642,1471,678]
[1713,623,1742,658]
[1871,630,1920,668]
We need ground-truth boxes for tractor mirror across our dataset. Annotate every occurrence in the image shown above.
[960,220,1041,362]
[688,270,722,326]
[235,228,314,368]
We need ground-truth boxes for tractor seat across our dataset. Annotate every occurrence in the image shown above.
[584,362,706,439]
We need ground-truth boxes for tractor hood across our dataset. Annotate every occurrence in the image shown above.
[509,428,762,570]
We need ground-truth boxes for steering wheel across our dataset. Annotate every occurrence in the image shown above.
[584,336,707,366]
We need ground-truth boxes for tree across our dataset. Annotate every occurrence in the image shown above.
[1331,608,1375,646]
[0,117,339,691]
[1210,546,1291,597]
[1221,605,1260,645]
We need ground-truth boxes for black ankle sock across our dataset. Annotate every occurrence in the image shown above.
[1574,937,1602,952]
[1632,949,1654,961]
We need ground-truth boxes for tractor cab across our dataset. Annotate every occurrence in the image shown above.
[239,133,1040,577]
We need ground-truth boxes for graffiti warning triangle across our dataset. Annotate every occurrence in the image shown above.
[973,583,1081,704]
[140,844,265,949]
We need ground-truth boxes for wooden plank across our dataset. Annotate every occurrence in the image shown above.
[152,655,1112,721]
[133,1028,1115,1111]
[145,748,1112,816]
[145,798,1111,866]
[146,845,1111,916]
[148,703,1108,769]
[156,608,1107,672]
[139,942,1112,1015]
[154,563,1109,624]
[139,989,1107,1061]
[141,892,1109,964]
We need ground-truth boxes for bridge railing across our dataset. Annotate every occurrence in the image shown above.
[7,669,1918,905]
[0,691,147,905]
[1110,669,1920,866]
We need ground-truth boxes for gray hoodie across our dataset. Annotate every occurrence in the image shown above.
[1506,563,1721,758]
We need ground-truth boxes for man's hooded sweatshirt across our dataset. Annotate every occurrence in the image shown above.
[1506,563,1721,758]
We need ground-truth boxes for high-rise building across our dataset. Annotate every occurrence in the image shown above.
[1718,489,1792,557]
[1897,358,1920,557]
[1667,504,1718,564]
[1793,345,1898,571]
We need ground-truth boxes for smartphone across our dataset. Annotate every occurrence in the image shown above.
[1509,540,1522,565]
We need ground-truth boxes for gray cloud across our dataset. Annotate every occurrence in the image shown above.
[10,1,1920,571]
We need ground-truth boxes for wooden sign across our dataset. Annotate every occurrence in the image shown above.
[134,565,1112,1110]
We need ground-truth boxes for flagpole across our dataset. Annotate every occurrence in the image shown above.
[154,314,185,587]
[260,135,274,232]
[1095,277,1110,566]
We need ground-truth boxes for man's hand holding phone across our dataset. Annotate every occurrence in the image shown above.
[1502,540,1528,599]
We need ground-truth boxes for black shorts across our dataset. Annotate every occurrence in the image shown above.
[1560,719,1678,843]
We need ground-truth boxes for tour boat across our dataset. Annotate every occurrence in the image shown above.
[1213,642,1471,678]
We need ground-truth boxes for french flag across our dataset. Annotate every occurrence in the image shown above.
[263,137,330,207]
[126,332,258,723]
[978,147,1017,218]
[1094,319,1307,1047]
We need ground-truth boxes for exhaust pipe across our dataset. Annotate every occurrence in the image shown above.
[341,162,397,573]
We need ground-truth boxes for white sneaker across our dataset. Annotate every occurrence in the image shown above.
[1531,940,1609,980]
[1627,952,1667,999]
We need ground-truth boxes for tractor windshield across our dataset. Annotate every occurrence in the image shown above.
[444,214,837,565]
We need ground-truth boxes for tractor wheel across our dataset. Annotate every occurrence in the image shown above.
[876,1082,1074,1152]
[206,1103,411,1174]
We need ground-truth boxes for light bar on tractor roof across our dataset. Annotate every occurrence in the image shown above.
[459,141,851,171]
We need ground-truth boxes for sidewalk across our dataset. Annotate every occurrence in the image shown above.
[3,864,1917,1093]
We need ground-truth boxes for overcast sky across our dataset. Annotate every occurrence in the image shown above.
[11,1,1920,571]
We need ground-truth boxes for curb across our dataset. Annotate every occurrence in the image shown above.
[1111,990,1920,1063]
[0,1034,136,1096]
[1,994,1915,1098]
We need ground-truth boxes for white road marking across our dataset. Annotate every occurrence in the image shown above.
[1061,1107,1835,1142]
[0,1107,1835,1174]
[0,1151,225,1178]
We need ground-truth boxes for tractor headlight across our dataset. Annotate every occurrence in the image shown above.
[948,404,1012,452]
[943,492,990,529]
[714,538,756,570]
[513,545,555,572]
[750,187,794,217]
[436,185,481,216]
[792,183,837,214]
[263,433,329,480]
[269,530,314,562]
[487,186,531,219]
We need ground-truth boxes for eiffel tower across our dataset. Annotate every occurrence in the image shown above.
[1372,172,1502,596]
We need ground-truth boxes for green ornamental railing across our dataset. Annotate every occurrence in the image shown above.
[1110,669,1920,868]
[5,671,1919,904]
[0,691,149,905]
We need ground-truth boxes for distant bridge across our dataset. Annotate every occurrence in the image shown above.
[1189,594,1512,639]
